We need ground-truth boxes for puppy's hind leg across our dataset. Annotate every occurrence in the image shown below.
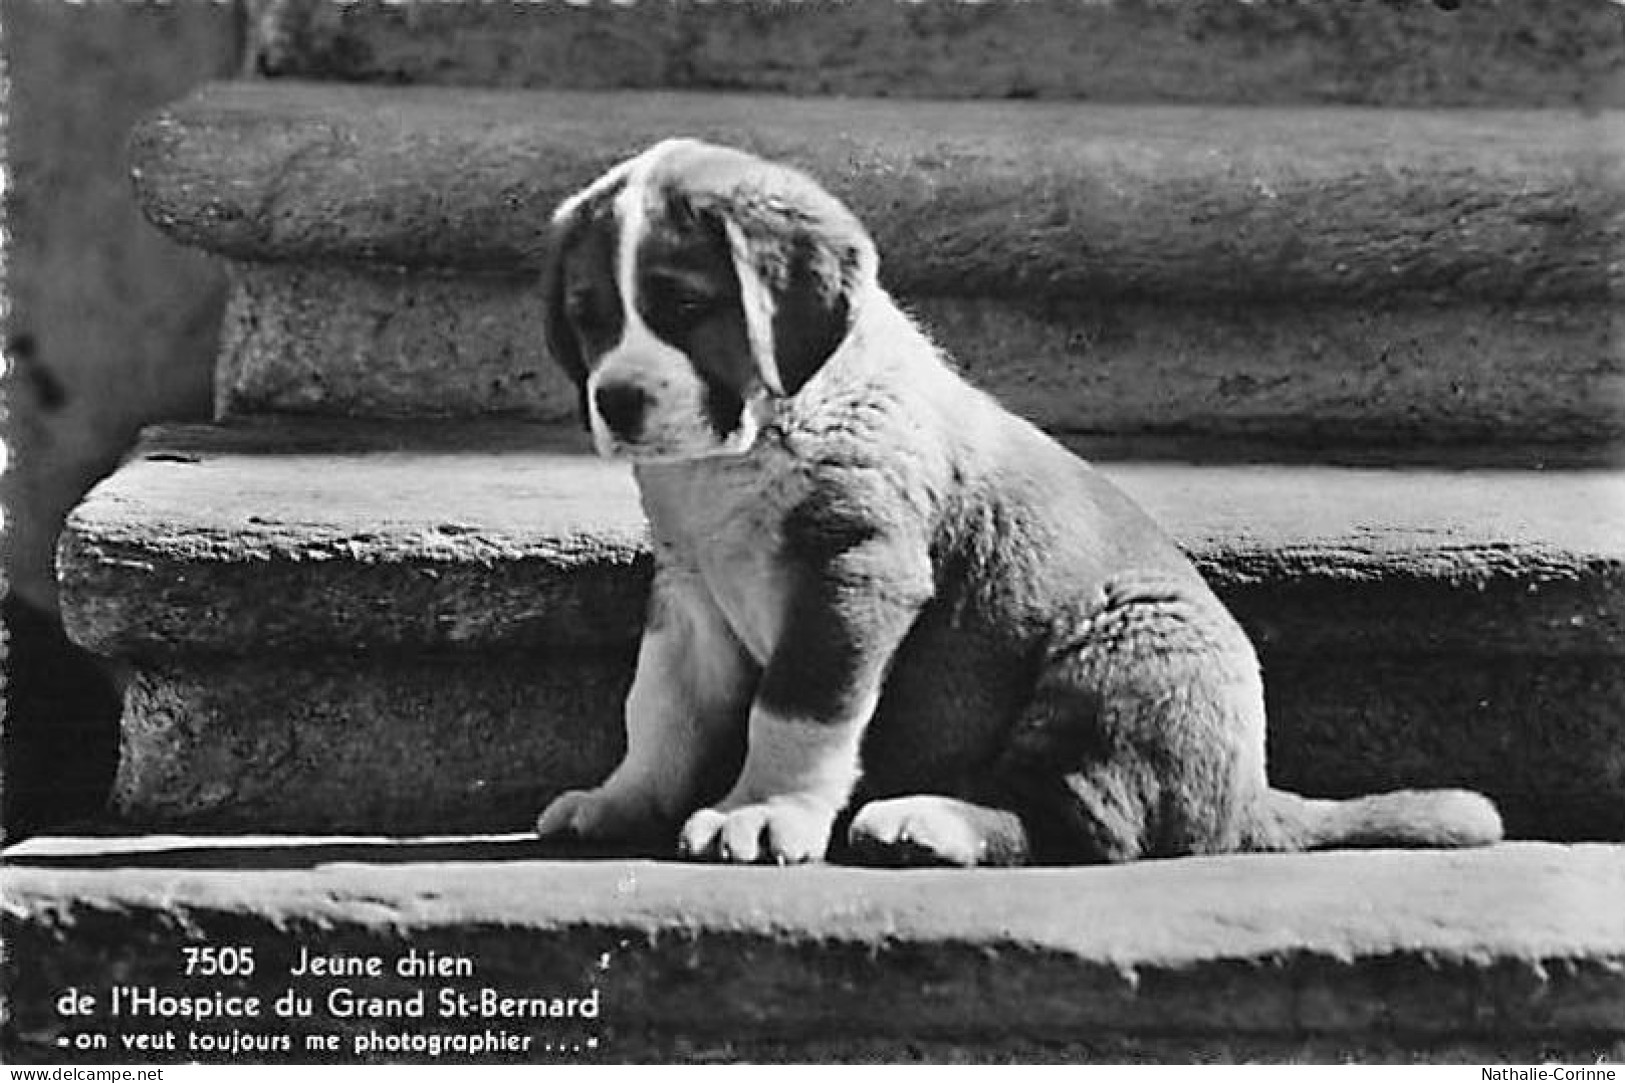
[846,794,1031,867]
[986,574,1266,864]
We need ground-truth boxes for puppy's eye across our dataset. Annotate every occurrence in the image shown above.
[647,277,722,327]
[672,291,718,320]
[666,286,717,317]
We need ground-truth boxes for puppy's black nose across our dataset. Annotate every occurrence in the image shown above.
[593,381,651,438]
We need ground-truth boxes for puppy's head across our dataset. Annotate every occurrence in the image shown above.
[543,139,878,461]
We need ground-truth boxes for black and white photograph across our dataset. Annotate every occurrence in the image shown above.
[2,0,1622,1070]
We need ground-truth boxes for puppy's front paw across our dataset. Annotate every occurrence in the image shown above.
[677,798,835,864]
[535,787,658,842]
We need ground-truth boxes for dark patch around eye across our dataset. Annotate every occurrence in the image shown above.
[642,274,722,333]
[566,283,618,346]
[559,214,624,359]
[636,192,759,438]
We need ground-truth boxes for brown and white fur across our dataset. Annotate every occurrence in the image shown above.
[534,138,1503,866]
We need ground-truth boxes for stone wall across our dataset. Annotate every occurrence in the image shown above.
[4,0,243,616]
[3,0,244,837]
[252,0,1625,107]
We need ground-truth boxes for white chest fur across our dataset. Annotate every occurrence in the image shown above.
[634,453,804,666]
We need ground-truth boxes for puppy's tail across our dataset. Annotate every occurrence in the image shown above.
[1244,786,1503,851]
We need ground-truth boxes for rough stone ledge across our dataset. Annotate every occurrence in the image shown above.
[98,650,1625,840]
[3,840,1622,1063]
[59,420,1625,661]
[130,81,1624,303]
[109,654,630,835]
[247,0,1625,110]
[214,261,1625,448]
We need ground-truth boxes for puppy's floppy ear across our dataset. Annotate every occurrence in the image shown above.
[540,205,593,428]
[712,165,878,398]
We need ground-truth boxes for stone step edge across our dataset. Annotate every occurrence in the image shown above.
[58,419,1625,660]
[251,0,1625,110]
[214,261,1624,449]
[130,81,1624,303]
[5,837,1623,1057]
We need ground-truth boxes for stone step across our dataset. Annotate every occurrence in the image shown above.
[58,419,1625,839]
[249,0,1625,109]
[4,837,1622,1063]
[131,81,1623,448]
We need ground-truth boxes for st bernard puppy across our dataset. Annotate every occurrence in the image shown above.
[534,138,1503,866]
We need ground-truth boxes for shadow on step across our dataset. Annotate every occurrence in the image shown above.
[0,597,121,843]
